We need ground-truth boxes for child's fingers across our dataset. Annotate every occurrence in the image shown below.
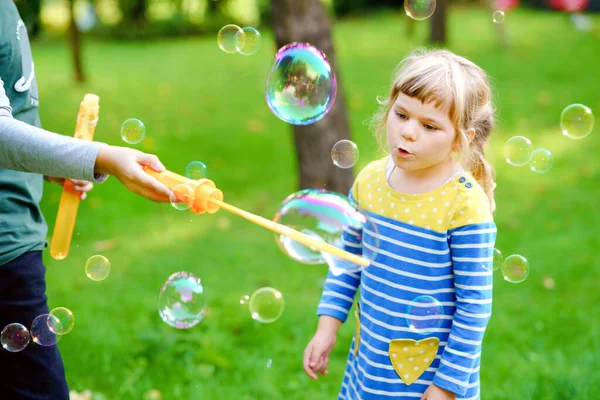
[302,350,318,380]
[80,192,87,200]
[314,355,330,375]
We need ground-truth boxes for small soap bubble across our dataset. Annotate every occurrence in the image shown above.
[235,27,262,55]
[493,10,505,23]
[1,323,30,352]
[48,307,75,335]
[529,148,553,173]
[121,118,146,144]
[504,136,533,166]
[560,103,594,139]
[158,271,205,329]
[493,248,503,271]
[249,287,284,323]
[185,161,207,180]
[331,140,359,169]
[404,0,436,20]
[85,255,111,281]
[218,24,244,53]
[502,254,530,283]
[406,295,444,335]
[239,294,250,305]
[31,314,61,346]
[170,184,195,211]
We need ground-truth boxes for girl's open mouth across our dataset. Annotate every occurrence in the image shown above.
[397,147,413,157]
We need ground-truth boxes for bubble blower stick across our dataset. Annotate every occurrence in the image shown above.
[144,167,370,267]
[50,94,100,260]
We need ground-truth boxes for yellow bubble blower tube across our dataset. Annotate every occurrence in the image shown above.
[144,167,370,267]
[50,94,100,260]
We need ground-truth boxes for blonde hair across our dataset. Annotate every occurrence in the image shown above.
[372,48,497,212]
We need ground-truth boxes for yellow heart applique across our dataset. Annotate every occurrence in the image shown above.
[388,338,440,386]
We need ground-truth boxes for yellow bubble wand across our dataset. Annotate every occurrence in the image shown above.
[50,94,100,260]
[144,167,370,267]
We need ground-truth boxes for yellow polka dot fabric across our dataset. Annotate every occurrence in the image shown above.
[388,338,440,386]
[352,157,493,232]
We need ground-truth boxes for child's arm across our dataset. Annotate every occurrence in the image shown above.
[431,216,496,397]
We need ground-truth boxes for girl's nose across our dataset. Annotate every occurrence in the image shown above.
[400,120,418,141]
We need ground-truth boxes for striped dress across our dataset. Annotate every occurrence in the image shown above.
[317,157,496,400]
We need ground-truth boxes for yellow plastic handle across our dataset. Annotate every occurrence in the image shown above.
[50,94,100,260]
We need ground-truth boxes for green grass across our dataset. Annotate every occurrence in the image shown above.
[34,7,600,399]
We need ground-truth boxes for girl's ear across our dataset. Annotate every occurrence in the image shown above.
[466,128,476,144]
[452,128,476,153]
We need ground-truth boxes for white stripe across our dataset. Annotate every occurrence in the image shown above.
[453,269,493,277]
[362,297,454,321]
[322,291,354,303]
[462,387,480,400]
[318,304,350,315]
[440,358,473,373]
[360,308,451,333]
[342,238,362,249]
[456,308,492,319]
[455,296,492,305]
[452,320,488,333]
[449,333,482,346]
[371,260,454,281]
[451,227,496,236]
[360,323,449,348]
[444,346,481,359]
[344,227,361,238]
[368,215,447,242]
[349,361,424,397]
[356,362,436,386]
[453,256,493,263]
[327,278,358,291]
[362,281,456,307]
[347,370,364,400]
[454,283,493,291]
[434,371,469,388]
[358,348,441,374]
[365,241,452,268]
[451,242,494,249]
[364,225,449,255]
[363,269,455,295]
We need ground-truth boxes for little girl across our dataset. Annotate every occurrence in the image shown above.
[303,48,497,400]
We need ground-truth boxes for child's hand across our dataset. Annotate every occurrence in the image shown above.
[421,384,456,400]
[303,329,337,380]
[45,177,94,200]
[94,145,173,203]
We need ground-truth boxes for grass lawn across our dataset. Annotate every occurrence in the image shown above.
[34,6,600,399]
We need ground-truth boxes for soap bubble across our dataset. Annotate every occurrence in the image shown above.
[504,136,533,166]
[502,254,530,283]
[331,140,359,169]
[121,118,145,144]
[265,42,337,126]
[158,271,205,329]
[218,24,243,53]
[1,323,30,352]
[560,103,594,139]
[273,189,379,275]
[406,295,444,335]
[249,287,284,323]
[493,10,505,23]
[170,184,195,211]
[48,307,75,335]
[185,161,207,180]
[31,314,61,346]
[234,27,262,55]
[404,0,436,20]
[85,255,111,281]
[529,148,553,173]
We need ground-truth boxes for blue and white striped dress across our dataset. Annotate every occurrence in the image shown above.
[318,157,496,400]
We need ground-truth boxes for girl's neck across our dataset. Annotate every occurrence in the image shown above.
[388,155,461,195]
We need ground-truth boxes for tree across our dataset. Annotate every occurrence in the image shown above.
[430,0,448,44]
[270,0,354,194]
[67,0,85,82]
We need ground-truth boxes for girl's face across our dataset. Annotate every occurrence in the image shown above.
[386,92,457,173]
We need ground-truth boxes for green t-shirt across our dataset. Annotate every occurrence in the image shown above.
[0,0,47,266]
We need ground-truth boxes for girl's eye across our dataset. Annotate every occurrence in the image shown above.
[424,124,437,131]
[395,112,407,120]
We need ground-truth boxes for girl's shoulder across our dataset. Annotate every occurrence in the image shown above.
[449,171,494,228]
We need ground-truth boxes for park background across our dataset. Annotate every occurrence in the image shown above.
[15,0,600,398]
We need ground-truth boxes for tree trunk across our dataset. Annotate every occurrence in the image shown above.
[270,0,354,195]
[68,0,85,83]
[430,0,447,44]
